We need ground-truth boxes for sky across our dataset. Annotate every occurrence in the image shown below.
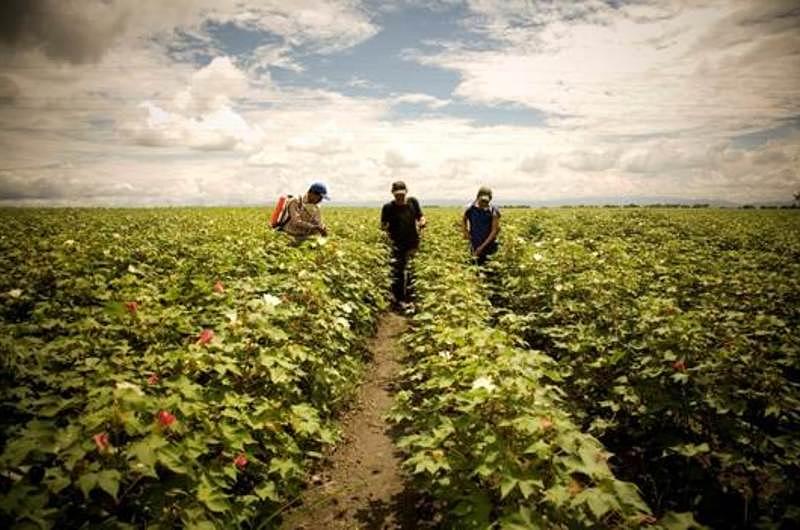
[0,0,798,206]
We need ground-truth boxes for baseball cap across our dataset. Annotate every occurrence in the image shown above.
[477,186,492,202]
[309,182,330,200]
[391,181,407,194]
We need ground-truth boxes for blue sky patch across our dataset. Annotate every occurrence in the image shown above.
[730,115,800,149]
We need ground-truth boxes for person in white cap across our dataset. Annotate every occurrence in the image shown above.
[463,186,500,265]
[381,181,426,309]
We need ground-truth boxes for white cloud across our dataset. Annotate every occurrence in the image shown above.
[0,1,378,65]
[412,0,799,139]
[119,57,264,151]
[518,153,549,174]
[1,1,798,206]
[384,148,421,169]
[559,149,619,172]
[391,93,451,108]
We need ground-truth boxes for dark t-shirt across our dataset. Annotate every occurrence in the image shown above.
[381,197,423,250]
[465,203,501,250]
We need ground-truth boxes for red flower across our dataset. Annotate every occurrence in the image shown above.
[93,432,110,452]
[672,359,686,372]
[213,281,225,293]
[147,373,159,385]
[233,453,248,470]
[125,301,138,315]
[197,329,214,345]
[157,410,176,428]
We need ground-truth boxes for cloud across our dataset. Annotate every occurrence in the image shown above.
[391,93,451,108]
[0,0,378,66]
[176,56,249,113]
[248,44,304,73]
[384,148,421,169]
[410,0,800,138]
[559,149,618,172]
[120,57,264,151]
[518,153,549,174]
[288,135,351,155]
[0,75,20,103]
[0,0,131,64]
[125,101,263,152]
[0,1,797,206]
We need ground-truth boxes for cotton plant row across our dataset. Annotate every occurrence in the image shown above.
[389,221,694,529]
[490,208,800,530]
[0,209,390,529]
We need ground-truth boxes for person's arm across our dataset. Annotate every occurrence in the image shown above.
[474,211,500,256]
[462,209,471,240]
[381,204,390,232]
[314,208,328,236]
[411,198,426,230]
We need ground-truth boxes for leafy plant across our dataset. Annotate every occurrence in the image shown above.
[490,208,800,529]
[0,208,390,529]
[389,220,696,529]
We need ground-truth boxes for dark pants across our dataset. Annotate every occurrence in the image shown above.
[391,246,416,303]
[473,241,498,266]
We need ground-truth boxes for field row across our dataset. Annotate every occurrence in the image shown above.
[0,209,389,528]
[490,209,800,529]
[390,220,698,529]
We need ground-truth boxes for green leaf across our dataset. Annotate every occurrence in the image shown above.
[660,511,706,529]
[668,443,710,458]
[158,446,191,475]
[197,476,231,514]
[575,489,615,519]
[0,437,38,467]
[518,479,543,500]
[269,457,301,480]
[500,477,518,499]
[77,472,98,498]
[97,469,121,500]
[545,486,570,507]
[45,470,71,494]
[254,481,280,502]
[127,434,167,478]
[185,521,217,530]
[523,440,550,458]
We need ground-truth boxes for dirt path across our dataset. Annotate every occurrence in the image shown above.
[280,313,426,530]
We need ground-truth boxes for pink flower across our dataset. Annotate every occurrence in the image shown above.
[213,281,225,293]
[157,410,176,428]
[125,301,138,315]
[197,329,214,345]
[233,453,248,470]
[147,373,159,386]
[93,432,110,452]
[672,359,686,372]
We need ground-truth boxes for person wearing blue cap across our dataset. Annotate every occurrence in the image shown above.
[283,182,329,238]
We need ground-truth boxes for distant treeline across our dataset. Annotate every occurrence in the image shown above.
[493,204,800,209]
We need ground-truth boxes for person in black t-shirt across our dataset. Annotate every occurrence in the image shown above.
[381,181,426,308]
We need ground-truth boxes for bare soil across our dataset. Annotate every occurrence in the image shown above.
[280,313,432,530]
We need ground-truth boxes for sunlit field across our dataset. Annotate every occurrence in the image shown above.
[1,207,798,529]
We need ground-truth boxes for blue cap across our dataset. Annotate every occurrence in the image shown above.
[309,182,330,200]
